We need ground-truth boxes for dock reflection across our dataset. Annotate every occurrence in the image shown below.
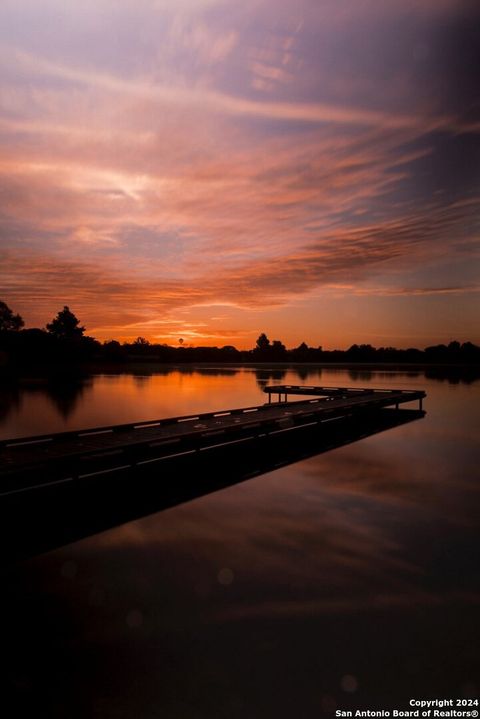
[1,407,425,562]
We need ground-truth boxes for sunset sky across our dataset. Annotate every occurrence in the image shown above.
[0,0,479,348]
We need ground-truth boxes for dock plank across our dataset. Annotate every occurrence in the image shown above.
[0,386,426,491]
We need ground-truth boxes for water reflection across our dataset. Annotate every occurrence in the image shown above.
[1,408,425,562]
[0,377,89,430]
[0,364,478,438]
[2,382,478,716]
[424,365,480,384]
[254,367,287,389]
[295,365,319,382]
[0,382,20,423]
[348,368,374,382]
[43,378,87,419]
[105,365,240,378]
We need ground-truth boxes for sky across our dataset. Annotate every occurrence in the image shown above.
[0,0,479,349]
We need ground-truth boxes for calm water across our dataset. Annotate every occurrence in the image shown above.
[1,366,479,717]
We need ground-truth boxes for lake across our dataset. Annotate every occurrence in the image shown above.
[1,366,479,717]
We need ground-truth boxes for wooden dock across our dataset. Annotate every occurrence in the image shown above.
[264,384,425,408]
[0,386,425,496]
[0,404,426,561]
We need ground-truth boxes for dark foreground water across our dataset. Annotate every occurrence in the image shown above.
[1,366,479,718]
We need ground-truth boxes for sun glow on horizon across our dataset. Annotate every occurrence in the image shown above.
[0,0,478,347]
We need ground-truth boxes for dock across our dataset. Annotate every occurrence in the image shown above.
[0,386,425,494]
[264,384,425,408]
[0,386,426,560]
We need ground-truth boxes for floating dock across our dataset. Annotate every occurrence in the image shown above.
[0,386,425,496]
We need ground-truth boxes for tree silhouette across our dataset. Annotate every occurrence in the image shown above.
[271,339,287,359]
[46,306,85,339]
[256,333,271,351]
[0,301,24,332]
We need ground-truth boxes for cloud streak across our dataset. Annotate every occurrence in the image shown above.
[0,45,465,131]
[0,0,478,346]
[1,189,478,343]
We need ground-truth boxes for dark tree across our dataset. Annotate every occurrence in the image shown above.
[271,339,287,359]
[102,339,126,361]
[256,333,271,351]
[0,301,24,332]
[291,341,310,361]
[46,306,85,339]
[133,336,150,346]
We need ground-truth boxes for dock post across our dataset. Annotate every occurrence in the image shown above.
[419,397,423,410]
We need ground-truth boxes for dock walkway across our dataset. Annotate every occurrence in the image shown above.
[0,386,425,495]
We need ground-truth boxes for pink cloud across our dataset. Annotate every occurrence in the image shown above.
[1,0,478,346]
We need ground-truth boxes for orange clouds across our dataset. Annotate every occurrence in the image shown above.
[1,185,478,345]
[1,0,479,346]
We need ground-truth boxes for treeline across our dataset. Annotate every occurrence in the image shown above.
[114,339,480,363]
[0,302,479,370]
[114,336,480,364]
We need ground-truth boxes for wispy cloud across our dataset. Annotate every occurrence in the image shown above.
[1,189,478,343]
[0,0,478,345]
[0,45,461,131]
